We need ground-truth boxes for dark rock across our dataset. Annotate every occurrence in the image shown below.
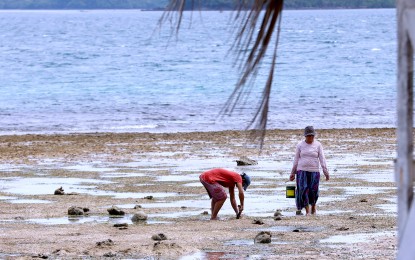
[107,206,125,216]
[236,156,258,166]
[252,218,264,225]
[274,210,283,217]
[201,211,209,215]
[103,252,116,257]
[68,206,84,216]
[293,229,300,232]
[274,216,282,221]
[336,227,349,231]
[181,206,187,209]
[96,239,114,247]
[83,208,90,213]
[54,186,65,195]
[144,196,154,200]
[131,211,148,222]
[134,205,142,209]
[349,216,357,220]
[113,223,128,228]
[360,199,368,202]
[254,231,272,244]
[152,233,168,241]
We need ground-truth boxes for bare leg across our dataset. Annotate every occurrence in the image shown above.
[211,199,226,220]
[311,204,316,215]
[305,205,310,216]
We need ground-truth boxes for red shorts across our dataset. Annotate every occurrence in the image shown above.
[199,175,227,202]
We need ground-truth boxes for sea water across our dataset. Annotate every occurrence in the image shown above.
[0,9,396,134]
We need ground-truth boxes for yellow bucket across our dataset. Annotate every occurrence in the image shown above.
[286,185,296,198]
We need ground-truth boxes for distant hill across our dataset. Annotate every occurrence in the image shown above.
[0,0,396,10]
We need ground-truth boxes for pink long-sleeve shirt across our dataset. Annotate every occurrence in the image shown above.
[290,140,329,178]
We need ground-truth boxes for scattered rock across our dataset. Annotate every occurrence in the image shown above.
[152,233,168,241]
[113,223,128,228]
[107,206,125,216]
[292,229,300,232]
[54,186,65,195]
[131,211,148,222]
[181,206,187,209]
[83,207,90,213]
[337,227,349,231]
[236,156,258,166]
[349,216,357,220]
[134,205,142,209]
[144,195,154,200]
[360,199,368,202]
[371,225,376,228]
[103,252,116,257]
[254,231,272,244]
[68,206,84,216]
[96,239,114,247]
[274,216,282,221]
[274,210,283,217]
[14,216,24,220]
[201,211,209,215]
[252,218,264,225]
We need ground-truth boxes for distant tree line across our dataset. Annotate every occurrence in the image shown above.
[0,0,396,10]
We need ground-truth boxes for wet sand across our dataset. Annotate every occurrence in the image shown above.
[0,128,398,259]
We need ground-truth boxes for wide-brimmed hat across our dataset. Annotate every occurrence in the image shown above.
[241,173,251,191]
[304,126,316,136]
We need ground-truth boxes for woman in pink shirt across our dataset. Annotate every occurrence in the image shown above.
[200,168,251,220]
[289,126,330,216]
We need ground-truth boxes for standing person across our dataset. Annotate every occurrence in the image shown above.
[199,168,251,220]
[289,126,330,216]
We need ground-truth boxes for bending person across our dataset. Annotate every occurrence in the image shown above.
[199,168,251,220]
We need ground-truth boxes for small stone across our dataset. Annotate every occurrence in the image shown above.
[360,199,368,202]
[201,211,209,215]
[236,156,258,166]
[349,216,357,220]
[103,252,116,257]
[254,231,272,244]
[181,206,187,209]
[54,186,65,195]
[293,229,300,232]
[83,208,90,213]
[131,211,148,222]
[144,196,154,200]
[152,233,168,241]
[134,205,142,209]
[274,216,282,221]
[107,206,125,216]
[113,223,128,228]
[336,227,349,231]
[96,239,114,247]
[274,210,283,217]
[68,206,84,216]
[252,218,264,225]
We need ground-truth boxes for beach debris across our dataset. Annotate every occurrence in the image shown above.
[254,231,272,244]
[201,211,209,215]
[96,239,114,247]
[236,156,258,166]
[360,199,368,202]
[144,195,154,200]
[252,218,264,225]
[134,204,142,209]
[54,186,65,195]
[107,206,125,216]
[152,233,168,241]
[292,229,300,232]
[131,211,148,222]
[336,227,349,231]
[68,206,86,216]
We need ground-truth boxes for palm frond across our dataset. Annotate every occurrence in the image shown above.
[160,0,284,149]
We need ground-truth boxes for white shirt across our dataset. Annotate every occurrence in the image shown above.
[291,140,329,177]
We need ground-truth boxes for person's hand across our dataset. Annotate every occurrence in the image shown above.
[236,205,243,219]
[325,175,330,181]
[289,173,295,181]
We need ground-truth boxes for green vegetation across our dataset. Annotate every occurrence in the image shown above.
[0,0,395,10]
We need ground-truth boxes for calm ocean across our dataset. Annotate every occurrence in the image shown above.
[0,9,396,135]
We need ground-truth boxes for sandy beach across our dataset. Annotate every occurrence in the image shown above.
[0,128,397,259]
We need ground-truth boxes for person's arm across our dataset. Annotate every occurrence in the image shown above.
[229,185,239,214]
[318,143,330,181]
[233,182,245,217]
[289,143,301,181]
